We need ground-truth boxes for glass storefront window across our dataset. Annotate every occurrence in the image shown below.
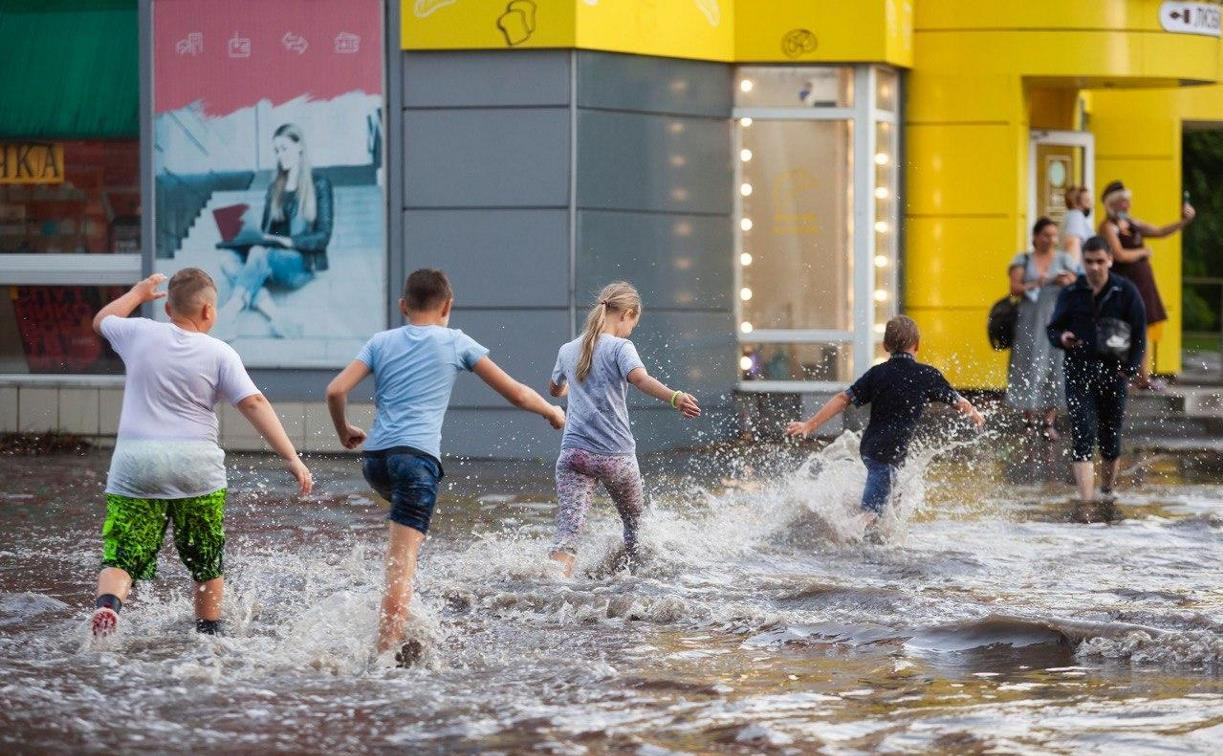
[0,140,140,254]
[735,66,853,109]
[739,342,852,383]
[737,120,853,332]
[876,68,899,112]
[734,66,901,390]
[0,285,127,374]
[873,119,899,329]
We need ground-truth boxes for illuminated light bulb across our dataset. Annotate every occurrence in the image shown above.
[740,218,753,231]
[670,154,687,167]
[873,289,889,302]
[874,152,890,165]
[739,355,753,371]
[873,322,886,334]
[671,188,690,201]
[740,321,754,334]
[880,85,891,99]
[874,186,889,199]
[739,79,754,93]
[740,117,753,127]
[874,255,889,268]
[740,183,753,197]
[874,221,889,234]
[740,252,753,266]
[669,122,685,134]
[740,148,753,162]
[740,287,753,301]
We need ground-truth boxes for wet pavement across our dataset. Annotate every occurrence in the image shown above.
[1,433,1221,753]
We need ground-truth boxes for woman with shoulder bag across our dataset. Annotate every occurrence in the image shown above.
[1005,217,1079,439]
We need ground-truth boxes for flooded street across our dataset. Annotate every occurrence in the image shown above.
[2,435,1222,753]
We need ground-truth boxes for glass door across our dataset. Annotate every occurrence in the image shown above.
[1029,129,1094,231]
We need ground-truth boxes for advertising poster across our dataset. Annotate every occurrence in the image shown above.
[153,0,385,367]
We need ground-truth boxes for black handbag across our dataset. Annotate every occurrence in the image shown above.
[1096,317,1132,360]
[987,296,1021,350]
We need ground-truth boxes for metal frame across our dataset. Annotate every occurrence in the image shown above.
[732,64,900,393]
[386,0,403,327]
[1028,128,1095,232]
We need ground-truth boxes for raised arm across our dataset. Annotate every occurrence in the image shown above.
[236,393,313,494]
[1133,204,1194,239]
[92,274,166,334]
[473,357,566,429]
[785,392,850,438]
[325,360,372,449]
[626,366,700,418]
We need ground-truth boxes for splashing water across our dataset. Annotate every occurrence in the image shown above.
[1,435,1221,752]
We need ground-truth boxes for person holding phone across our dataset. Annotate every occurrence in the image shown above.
[1097,180,1194,390]
[1046,236,1147,503]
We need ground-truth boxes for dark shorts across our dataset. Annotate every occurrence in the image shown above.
[362,447,443,535]
[101,488,226,582]
[861,457,898,515]
[1065,358,1128,462]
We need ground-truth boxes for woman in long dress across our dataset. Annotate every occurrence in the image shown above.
[1097,180,1195,390]
[1006,217,1079,439]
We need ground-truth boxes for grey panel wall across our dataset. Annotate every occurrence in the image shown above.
[397,50,737,457]
[574,52,736,452]
[402,51,573,457]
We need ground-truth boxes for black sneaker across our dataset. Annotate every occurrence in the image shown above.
[395,639,424,668]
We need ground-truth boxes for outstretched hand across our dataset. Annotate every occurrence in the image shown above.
[289,458,313,495]
[675,393,701,419]
[785,420,811,438]
[130,273,167,303]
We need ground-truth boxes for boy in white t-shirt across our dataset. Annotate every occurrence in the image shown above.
[89,269,312,638]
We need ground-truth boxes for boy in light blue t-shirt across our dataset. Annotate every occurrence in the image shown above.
[326,269,565,664]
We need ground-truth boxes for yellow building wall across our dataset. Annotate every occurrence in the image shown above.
[1089,84,1223,375]
[402,0,913,65]
[905,0,1223,388]
[400,0,1223,387]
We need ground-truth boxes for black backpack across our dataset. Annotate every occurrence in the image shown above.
[987,296,1021,350]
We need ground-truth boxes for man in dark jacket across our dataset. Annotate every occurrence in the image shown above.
[1047,235,1147,503]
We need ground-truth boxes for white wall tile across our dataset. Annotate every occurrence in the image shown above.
[18,388,58,432]
[0,387,17,433]
[99,388,124,435]
[58,389,100,435]
[303,402,371,453]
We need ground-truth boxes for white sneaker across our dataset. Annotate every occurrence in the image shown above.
[90,607,118,638]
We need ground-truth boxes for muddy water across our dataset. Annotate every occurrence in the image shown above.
[1,435,1221,753]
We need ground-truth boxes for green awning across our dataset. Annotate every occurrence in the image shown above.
[0,0,138,139]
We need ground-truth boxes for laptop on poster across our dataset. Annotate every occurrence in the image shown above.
[213,203,266,249]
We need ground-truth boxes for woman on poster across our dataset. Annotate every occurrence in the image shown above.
[216,123,333,340]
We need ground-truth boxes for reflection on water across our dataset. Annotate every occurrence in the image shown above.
[1,433,1221,752]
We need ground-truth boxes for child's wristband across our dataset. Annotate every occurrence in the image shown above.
[669,390,682,408]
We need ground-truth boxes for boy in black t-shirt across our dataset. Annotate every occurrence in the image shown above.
[787,316,985,517]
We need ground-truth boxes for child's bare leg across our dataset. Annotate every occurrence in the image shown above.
[194,577,223,622]
[96,567,133,604]
[377,522,425,653]
[549,550,577,577]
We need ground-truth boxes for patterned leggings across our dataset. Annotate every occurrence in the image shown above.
[553,448,645,555]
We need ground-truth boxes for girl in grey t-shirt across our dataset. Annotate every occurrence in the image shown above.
[547,282,701,576]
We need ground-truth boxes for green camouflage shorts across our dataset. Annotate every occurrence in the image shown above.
[101,489,226,582]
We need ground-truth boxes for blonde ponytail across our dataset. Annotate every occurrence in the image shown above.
[576,282,641,382]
